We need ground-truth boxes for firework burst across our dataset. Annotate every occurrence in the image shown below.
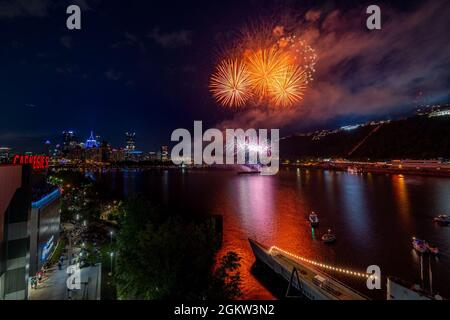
[209,59,253,107]
[245,47,291,98]
[209,23,317,109]
[269,65,307,107]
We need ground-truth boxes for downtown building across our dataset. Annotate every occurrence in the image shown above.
[0,165,31,299]
[0,163,61,300]
[0,147,12,163]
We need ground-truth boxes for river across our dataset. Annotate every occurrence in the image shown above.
[96,168,450,300]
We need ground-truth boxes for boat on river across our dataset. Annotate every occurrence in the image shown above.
[308,211,320,227]
[433,214,450,225]
[412,237,439,255]
[248,238,368,300]
[347,166,361,174]
[237,170,261,175]
[322,229,336,243]
[412,238,428,253]
[427,243,439,255]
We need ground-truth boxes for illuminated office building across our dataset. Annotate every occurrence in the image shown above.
[125,132,136,151]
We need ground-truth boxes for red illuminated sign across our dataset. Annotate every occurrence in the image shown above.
[12,155,49,170]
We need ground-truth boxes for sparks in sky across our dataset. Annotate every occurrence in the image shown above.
[209,24,317,109]
[245,47,290,98]
[209,59,253,108]
[269,65,307,107]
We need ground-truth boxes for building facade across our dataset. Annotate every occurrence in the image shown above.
[29,188,61,277]
[0,165,32,300]
[0,147,12,163]
[1,164,61,300]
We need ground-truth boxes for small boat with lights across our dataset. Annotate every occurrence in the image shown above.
[308,211,319,227]
[237,170,261,175]
[427,243,439,255]
[433,214,450,225]
[321,229,336,243]
[248,238,368,300]
[412,238,430,254]
[237,164,262,175]
[347,166,360,174]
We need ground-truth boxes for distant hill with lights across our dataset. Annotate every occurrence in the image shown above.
[280,105,450,160]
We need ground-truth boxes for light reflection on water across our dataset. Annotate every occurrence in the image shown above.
[98,168,450,300]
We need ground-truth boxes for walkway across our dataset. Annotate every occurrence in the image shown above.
[30,260,102,300]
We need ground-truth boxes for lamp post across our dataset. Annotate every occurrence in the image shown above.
[109,252,114,276]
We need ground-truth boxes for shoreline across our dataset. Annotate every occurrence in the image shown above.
[284,163,450,178]
[50,162,450,178]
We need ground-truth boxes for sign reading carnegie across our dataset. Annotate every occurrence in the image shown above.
[12,154,49,170]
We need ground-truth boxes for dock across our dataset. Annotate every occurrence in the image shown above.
[249,238,368,300]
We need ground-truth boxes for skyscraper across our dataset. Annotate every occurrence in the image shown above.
[44,140,51,156]
[125,132,136,151]
[161,146,169,162]
[85,131,99,149]
[61,131,77,154]
[0,147,11,163]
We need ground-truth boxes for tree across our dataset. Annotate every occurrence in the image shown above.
[115,197,242,300]
[208,252,242,300]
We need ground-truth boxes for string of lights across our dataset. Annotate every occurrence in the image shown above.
[269,246,372,279]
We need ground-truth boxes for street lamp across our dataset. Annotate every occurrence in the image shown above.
[109,252,114,276]
[110,231,114,245]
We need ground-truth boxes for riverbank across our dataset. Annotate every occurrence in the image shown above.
[284,163,450,178]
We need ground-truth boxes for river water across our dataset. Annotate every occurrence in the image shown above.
[97,168,450,300]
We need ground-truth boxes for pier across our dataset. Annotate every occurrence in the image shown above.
[249,239,369,300]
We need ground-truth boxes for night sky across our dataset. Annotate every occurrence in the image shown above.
[1,0,449,152]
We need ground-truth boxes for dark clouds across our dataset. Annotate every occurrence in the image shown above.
[0,0,51,18]
[0,0,96,18]
[60,35,73,49]
[148,28,193,48]
[105,68,122,81]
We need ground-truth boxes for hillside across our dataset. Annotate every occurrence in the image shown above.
[280,115,450,160]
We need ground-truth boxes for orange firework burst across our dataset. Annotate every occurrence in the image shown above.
[209,59,253,107]
[269,65,307,107]
[209,23,317,109]
[245,47,291,98]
